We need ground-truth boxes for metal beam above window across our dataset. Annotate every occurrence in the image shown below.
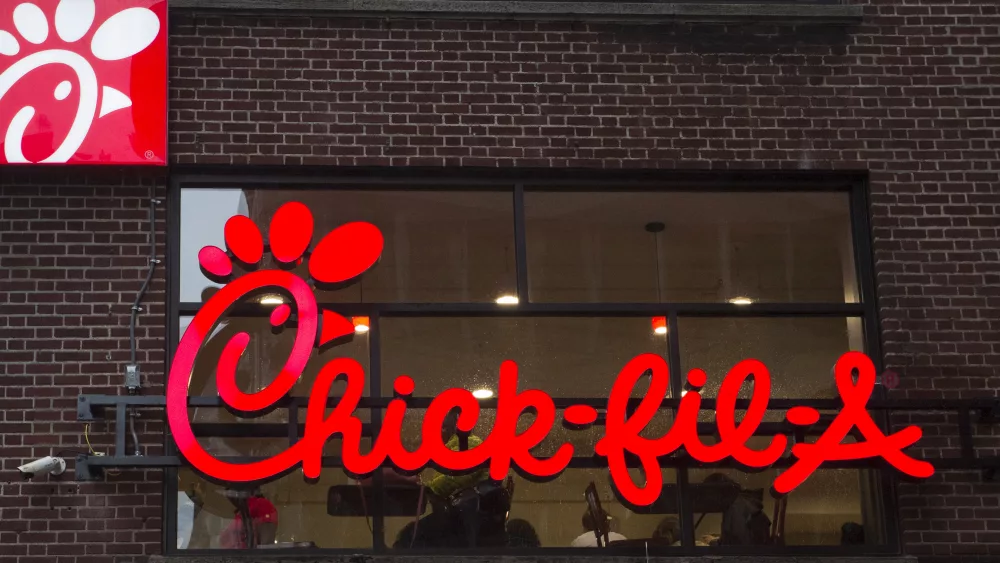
[167,0,863,24]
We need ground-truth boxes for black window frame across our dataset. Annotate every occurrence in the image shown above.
[164,170,898,557]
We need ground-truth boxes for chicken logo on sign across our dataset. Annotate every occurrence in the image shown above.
[0,0,167,165]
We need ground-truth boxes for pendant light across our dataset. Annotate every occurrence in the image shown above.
[646,221,667,336]
[352,272,369,333]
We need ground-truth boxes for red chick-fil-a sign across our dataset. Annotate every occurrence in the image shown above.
[0,0,167,165]
[166,202,935,506]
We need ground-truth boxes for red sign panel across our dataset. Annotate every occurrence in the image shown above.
[166,203,935,506]
[0,0,167,165]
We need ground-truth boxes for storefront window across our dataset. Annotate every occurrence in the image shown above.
[171,180,884,554]
[180,315,371,404]
[679,317,864,401]
[180,189,516,304]
[380,317,665,398]
[177,468,371,550]
[525,191,855,303]
[382,468,679,550]
[686,468,883,547]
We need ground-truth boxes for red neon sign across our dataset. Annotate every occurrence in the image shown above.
[167,203,935,506]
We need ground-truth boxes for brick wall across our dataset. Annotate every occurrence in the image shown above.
[167,2,1000,560]
[0,170,168,563]
[3,0,1000,561]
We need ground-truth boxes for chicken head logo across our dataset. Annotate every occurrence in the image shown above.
[0,0,167,165]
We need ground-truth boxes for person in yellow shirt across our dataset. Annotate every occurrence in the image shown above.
[398,407,499,548]
[422,409,490,500]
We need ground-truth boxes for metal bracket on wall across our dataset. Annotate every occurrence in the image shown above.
[75,454,182,481]
[76,395,178,481]
[78,394,168,421]
[75,394,373,481]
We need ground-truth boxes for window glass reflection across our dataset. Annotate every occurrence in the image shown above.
[180,189,248,303]
[383,469,679,549]
[177,468,371,549]
[184,422,372,458]
[180,189,516,303]
[381,317,667,398]
[686,468,883,546]
[191,436,289,458]
[387,410,678,549]
[180,315,370,412]
[679,317,864,401]
[526,191,855,303]
[396,408,604,460]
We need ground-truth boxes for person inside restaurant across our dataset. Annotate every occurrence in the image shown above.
[396,407,508,548]
[506,519,541,548]
[570,510,629,547]
[216,487,278,549]
[702,473,771,546]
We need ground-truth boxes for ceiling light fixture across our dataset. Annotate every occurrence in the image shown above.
[496,295,519,305]
[472,389,494,399]
[729,296,753,306]
[259,295,284,305]
[652,316,667,335]
[352,316,370,334]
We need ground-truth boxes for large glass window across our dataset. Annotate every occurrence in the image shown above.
[679,317,863,400]
[180,189,516,304]
[381,317,665,398]
[178,468,371,549]
[525,191,856,303]
[171,179,887,554]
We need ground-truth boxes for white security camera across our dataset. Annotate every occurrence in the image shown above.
[18,456,66,479]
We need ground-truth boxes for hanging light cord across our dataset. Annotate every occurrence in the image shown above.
[646,222,665,303]
[654,232,663,303]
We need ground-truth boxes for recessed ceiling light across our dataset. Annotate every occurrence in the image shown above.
[495,295,519,305]
[729,296,753,306]
[652,316,667,335]
[472,389,494,399]
[259,295,284,305]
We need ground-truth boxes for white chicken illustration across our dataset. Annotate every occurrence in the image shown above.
[0,0,160,163]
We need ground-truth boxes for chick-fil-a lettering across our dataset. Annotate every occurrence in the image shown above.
[166,276,934,508]
[166,202,935,507]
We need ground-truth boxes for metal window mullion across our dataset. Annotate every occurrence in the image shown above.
[850,180,884,382]
[124,392,1000,411]
[369,312,385,552]
[667,312,683,399]
[163,465,179,554]
[164,176,183,555]
[176,175,515,190]
[667,312,695,550]
[289,403,300,447]
[176,301,868,317]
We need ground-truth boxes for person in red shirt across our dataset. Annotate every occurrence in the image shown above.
[219,488,278,549]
